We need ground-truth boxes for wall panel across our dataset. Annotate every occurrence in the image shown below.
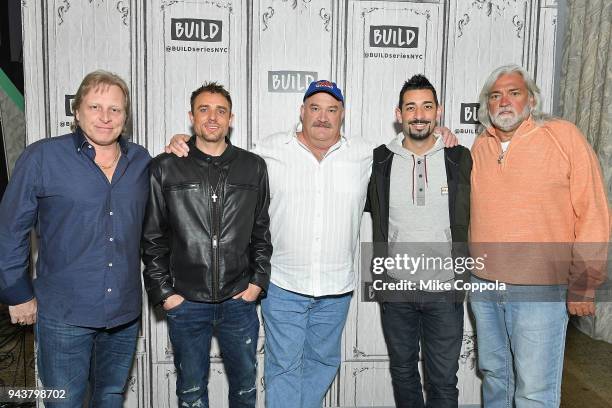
[47,0,133,139]
[445,0,536,147]
[345,0,444,147]
[145,0,248,153]
[251,0,339,144]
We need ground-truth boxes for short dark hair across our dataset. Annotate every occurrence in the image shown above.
[190,82,232,113]
[398,75,439,110]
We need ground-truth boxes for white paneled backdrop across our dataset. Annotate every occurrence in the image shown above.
[21,0,559,407]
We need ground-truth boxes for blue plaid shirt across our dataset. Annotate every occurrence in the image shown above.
[0,129,150,328]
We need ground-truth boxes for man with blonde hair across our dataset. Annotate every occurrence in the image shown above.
[0,70,150,407]
[469,64,609,407]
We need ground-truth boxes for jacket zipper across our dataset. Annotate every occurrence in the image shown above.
[210,188,219,301]
[496,127,539,172]
[210,168,223,302]
[212,232,219,301]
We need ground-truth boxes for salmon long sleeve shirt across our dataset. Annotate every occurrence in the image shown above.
[470,116,610,300]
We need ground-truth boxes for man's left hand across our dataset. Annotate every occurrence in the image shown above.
[165,134,191,157]
[9,298,37,325]
[233,283,262,302]
[434,127,459,147]
[567,301,595,316]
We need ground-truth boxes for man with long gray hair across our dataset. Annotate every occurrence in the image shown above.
[469,64,609,407]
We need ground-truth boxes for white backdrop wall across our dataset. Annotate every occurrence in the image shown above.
[22,0,560,407]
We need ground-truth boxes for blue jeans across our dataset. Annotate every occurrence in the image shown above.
[35,314,139,408]
[261,283,352,408]
[469,276,569,408]
[166,297,259,408]
[381,291,464,408]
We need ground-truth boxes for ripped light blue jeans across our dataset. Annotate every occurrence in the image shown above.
[166,297,260,408]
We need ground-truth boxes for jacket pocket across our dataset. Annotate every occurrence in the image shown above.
[164,182,202,191]
[226,183,258,191]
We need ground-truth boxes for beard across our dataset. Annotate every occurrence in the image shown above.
[491,104,531,132]
[403,120,436,141]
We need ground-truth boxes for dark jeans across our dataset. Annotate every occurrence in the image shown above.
[381,291,464,408]
[35,314,139,408]
[166,297,259,408]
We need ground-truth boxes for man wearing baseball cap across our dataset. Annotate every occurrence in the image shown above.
[255,80,370,407]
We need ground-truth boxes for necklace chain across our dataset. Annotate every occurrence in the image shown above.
[95,144,121,170]
[209,166,223,203]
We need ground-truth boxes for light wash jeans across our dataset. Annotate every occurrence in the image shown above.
[261,283,352,408]
[469,276,569,408]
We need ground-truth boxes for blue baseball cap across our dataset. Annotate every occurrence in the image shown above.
[303,80,344,104]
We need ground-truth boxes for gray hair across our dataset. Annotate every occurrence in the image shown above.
[478,64,553,129]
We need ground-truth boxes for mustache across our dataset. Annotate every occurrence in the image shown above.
[313,121,332,128]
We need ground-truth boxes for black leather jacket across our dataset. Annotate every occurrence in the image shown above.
[141,138,272,305]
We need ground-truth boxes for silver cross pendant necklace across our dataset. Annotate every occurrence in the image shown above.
[208,160,223,203]
[210,183,219,203]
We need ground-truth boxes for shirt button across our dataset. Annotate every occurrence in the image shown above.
[108,262,113,267]
[109,211,114,216]
[418,174,423,178]
[88,145,92,149]
[109,237,114,242]
[419,188,423,192]
[107,288,112,293]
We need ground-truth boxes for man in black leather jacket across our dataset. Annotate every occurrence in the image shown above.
[141,82,272,408]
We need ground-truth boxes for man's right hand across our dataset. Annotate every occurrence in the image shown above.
[162,294,185,311]
[165,134,191,157]
[9,298,37,325]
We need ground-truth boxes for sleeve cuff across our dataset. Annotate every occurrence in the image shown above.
[0,279,35,305]
[250,273,270,294]
[146,285,176,306]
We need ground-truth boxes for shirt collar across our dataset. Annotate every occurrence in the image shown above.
[387,132,444,159]
[72,127,129,155]
[187,135,236,163]
[485,115,537,141]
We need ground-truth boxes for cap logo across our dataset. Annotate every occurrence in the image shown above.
[316,81,334,89]
[303,79,344,103]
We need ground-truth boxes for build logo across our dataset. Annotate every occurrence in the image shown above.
[65,94,76,117]
[369,26,418,48]
[171,18,222,42]
[268,71,318,93]
[460,103,480,124]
